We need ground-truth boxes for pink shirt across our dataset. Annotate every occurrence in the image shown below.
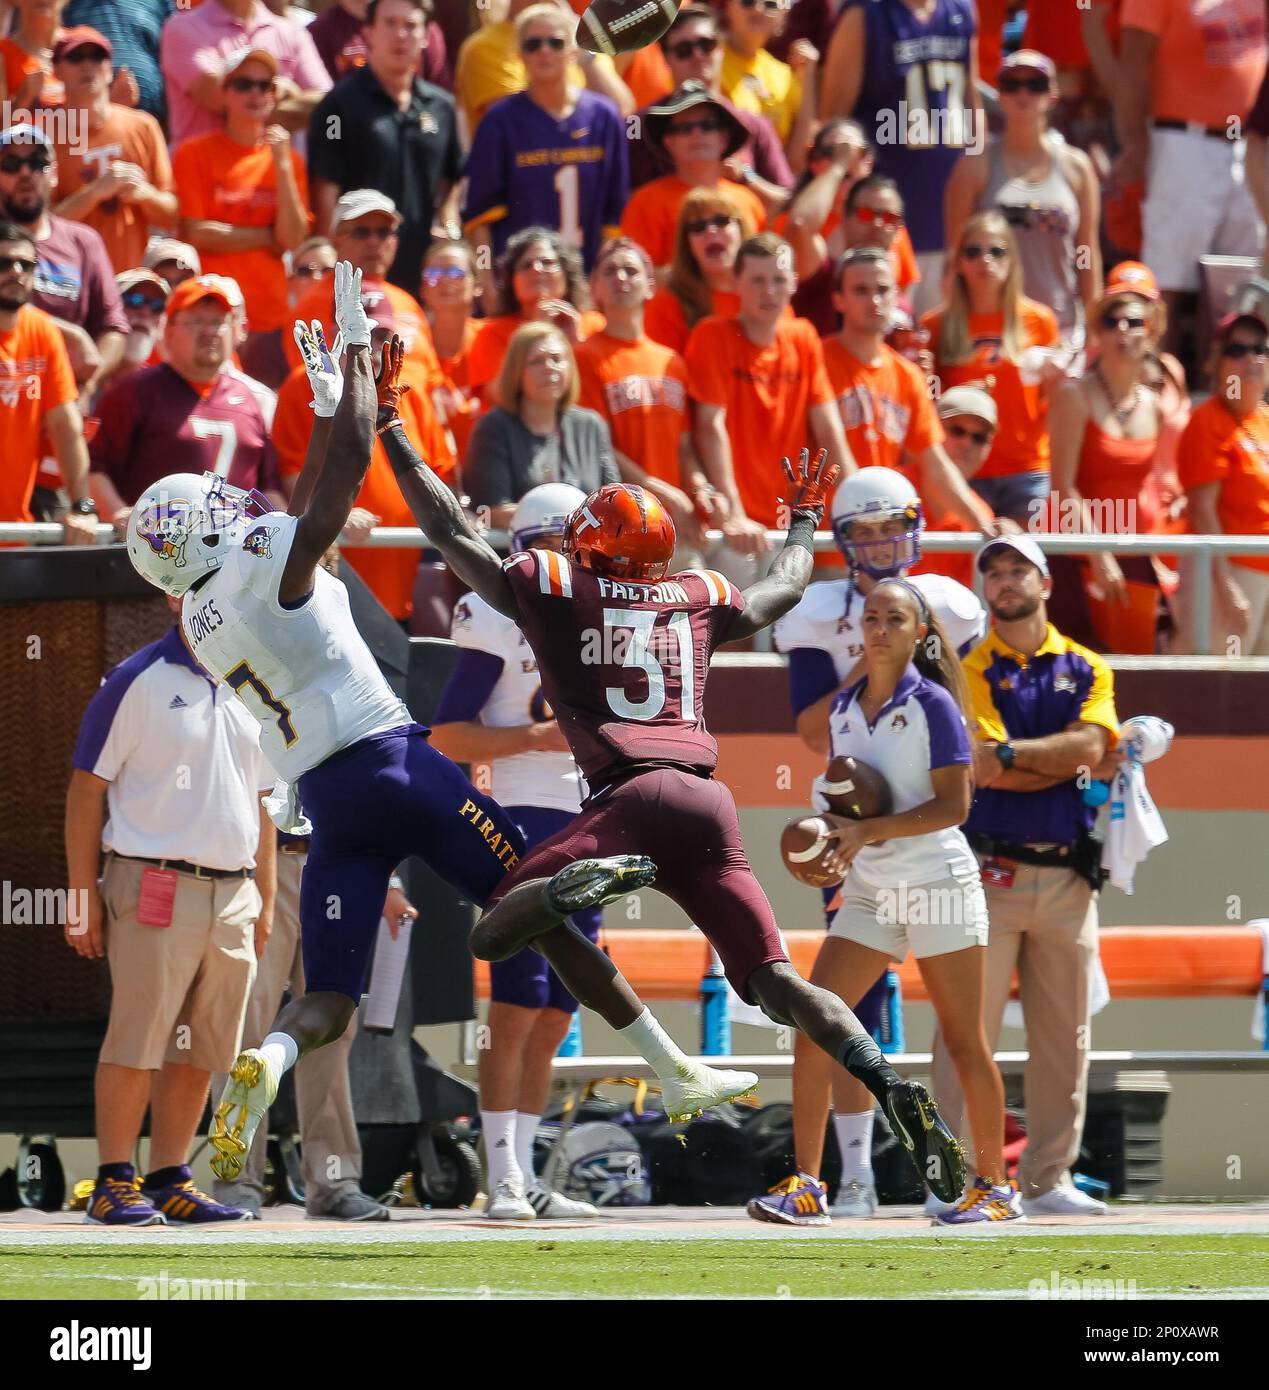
[160,0,332,149]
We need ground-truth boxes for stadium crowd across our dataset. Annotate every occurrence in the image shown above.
[22,0,1269,1224]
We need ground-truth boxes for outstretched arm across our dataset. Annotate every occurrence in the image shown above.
[286,319,343,518]
[727,448,839,641]
[376,338,519,621]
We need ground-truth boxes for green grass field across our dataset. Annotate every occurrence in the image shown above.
[3,1233,1266,1299]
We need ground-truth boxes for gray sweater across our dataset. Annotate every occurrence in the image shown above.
[464,406,619,511]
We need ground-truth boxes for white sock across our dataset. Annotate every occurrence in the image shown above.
[515,1112,540,1183]
[833,1110,875,1185]
[617,1007,690,1082]
[260,1032,298,1075]
[481,1109,520,1189]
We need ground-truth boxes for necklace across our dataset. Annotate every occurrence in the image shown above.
[1094,364,1144,431]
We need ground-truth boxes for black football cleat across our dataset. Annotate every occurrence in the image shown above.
[884,1080,966,1204]
[546,855,657,915]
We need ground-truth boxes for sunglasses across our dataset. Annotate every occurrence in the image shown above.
[1222,341,1269,361]
[0,253,35,274]
[0,151,50,174]
[121,288,165,308]
[685,213,734,236]
[290,262,331,280]
[423,265,469,285]
[522,35,566,52]
[738,0,786,11]
[227,76,275,94]
[666,117,722,136]
[347,224,397,240]
[1101,312,1147,333]
[947,421,992,446]
[668,36,718,59]
[61,47,109,64]
[853,205,903,228]
[963,243,1008,261]
[999,75,1051,95]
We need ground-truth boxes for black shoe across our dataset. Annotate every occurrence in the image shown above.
[885,1081,966,1203]
[545,855,656,915]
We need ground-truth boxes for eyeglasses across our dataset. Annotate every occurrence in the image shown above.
[0,253,35,274]
[290,262,331,280]
[121,288,165,308]
[666,117,721,137]
[0,151,51,174]
[999,75,1051,95]
[685,213,734,236]
[227,76,275,94]
[853,206,903,228]
[423,265,469,286]
[1101,312,1147,333]
[521,35,566,53]
[667,36,718,60]
[947,421,992,446]
[347,225,397,240]
[1222,341,1269,361]
[963,243,1008,261]
[61,47,109,64]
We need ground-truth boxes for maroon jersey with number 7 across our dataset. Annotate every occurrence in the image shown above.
[502,549,746,786]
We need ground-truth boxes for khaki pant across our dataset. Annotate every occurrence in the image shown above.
[99,855,258,1073]
[211,850,361,1213]
[930,860,1098,1199]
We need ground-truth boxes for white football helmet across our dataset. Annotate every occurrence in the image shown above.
[830,466,923,579]
[510,482,587,551]
[126,471,273,596]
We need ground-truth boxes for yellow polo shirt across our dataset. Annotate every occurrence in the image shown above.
[720,45,801,142]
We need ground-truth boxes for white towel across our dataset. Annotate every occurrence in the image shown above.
[262,776,312,836]
[1248,920,1269,1044]
[1102,758,1169,894]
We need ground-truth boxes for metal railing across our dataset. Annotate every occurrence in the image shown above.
[7,524,1268,656]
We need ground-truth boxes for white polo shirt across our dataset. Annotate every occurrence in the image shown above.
[73,627,273,871]
[828,664,977,889]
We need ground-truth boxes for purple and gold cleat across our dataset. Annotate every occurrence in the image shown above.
[142,1166,255,1223]
[746,1171,831,1227]
[934,1176,1025,1226]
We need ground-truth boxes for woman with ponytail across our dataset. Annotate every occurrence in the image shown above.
[748,578,1018,1228]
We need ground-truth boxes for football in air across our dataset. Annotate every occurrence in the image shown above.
[576,0,682,56]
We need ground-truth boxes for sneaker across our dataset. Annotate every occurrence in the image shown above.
[923,1190,957,1217]
[661,1060,758,1123]
[1022,1182,1111,1216]
[309,1190,390,1222]
[884,1080,966,1203]
[211,1184,262,1219]
[209,1047,280,1182]
[527,1180,598,1219]
[84,1170,167,1227]
[747,1171,831,1227]
[935,1177,1025,1226]
[142,1167,255,1224]
[482,1176,536,1220]
[830,1179,877,1218]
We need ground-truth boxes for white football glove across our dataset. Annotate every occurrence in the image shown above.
[333,258,374,348]
[293,318,344,417]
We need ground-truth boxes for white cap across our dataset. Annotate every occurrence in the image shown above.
[332,189,402,230]
[976,533,1050,578]
[938,385,998,430]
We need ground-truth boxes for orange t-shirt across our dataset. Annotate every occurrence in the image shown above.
[619,44,673,108]
[0,38,63,106]
[434,315,482,468]
[820,337,943,473]
[1121,0,1266,129]
[0,304,76,522]
[574,331,690,487]
[466,309,607,404]
[272,361,456,617]
[173,132,311,334]
[685,314,834,527]
[1177,396,1269,573]
[644,286,794,355]
[922,299,1059,479]
[621,175,767,267]
[52,106,174,275]
[286,280,441,383]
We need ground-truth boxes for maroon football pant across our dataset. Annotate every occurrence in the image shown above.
[486,767,788,1003]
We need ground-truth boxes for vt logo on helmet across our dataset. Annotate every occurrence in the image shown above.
[563,482,675,582]
[830,466,923,580]
[126,472,274,597]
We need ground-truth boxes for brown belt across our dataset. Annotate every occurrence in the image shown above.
[117,854,253,881]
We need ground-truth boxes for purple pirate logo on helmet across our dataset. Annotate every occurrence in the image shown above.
[135,496,195,562]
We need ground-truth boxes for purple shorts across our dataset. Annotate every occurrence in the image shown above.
[490,805,600,1012]
[488,766,788,1003]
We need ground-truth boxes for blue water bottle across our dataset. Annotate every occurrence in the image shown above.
[700,947,731,1057]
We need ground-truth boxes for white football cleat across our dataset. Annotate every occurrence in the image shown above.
[661,1061,758,1123]
[1022,1182,1111,1216]
[830,1179,878,1218]
[209,1048,280,1182]
[527,1181,598,1219]
[482,1177,536,1220]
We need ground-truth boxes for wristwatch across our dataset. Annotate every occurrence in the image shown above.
[70,498,98,516]
[996,741,1015,770]
[736,163,756,186]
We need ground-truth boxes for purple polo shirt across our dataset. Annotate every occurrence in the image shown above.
[161,0,332,149]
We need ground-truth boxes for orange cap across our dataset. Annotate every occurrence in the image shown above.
[165,275,235,318]
[1103,261,1159,304]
